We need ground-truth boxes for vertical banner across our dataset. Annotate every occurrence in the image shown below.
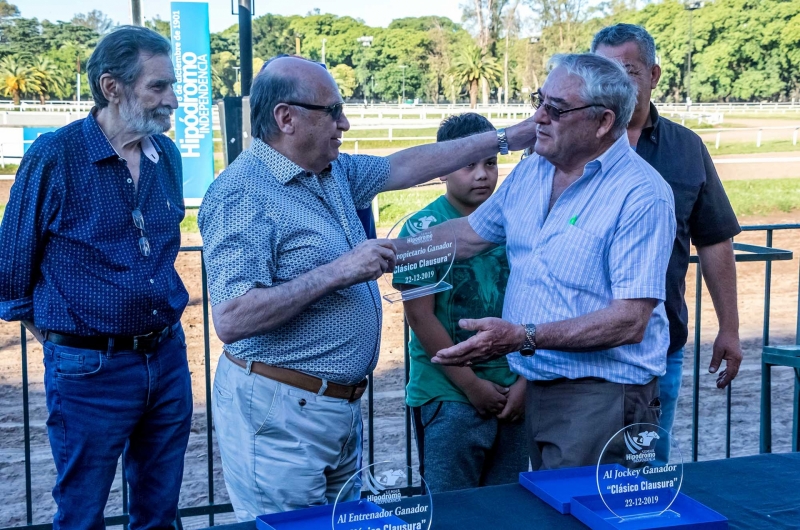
[170,2,214,207]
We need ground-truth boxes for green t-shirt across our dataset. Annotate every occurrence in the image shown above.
[396,195,517,407]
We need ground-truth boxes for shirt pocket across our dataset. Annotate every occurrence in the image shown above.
[542,226,606,291]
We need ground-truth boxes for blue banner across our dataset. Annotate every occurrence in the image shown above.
[170,2,214,206]
[23,127,59,153]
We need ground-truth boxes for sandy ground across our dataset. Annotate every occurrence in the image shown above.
[2,211,800,528]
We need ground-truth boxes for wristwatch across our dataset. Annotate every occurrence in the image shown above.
[497,128,509,155]
[519,323,536,357]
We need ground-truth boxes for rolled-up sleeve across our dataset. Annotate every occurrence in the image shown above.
[609,197,676,301]
[0,136,62,322]
[198,185,277,306]
[468,166,518,245]
[336,154,391,210]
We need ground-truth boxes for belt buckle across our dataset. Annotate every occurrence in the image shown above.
[132,330,158,351]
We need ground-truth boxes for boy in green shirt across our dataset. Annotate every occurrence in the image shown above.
[397,113,527,493]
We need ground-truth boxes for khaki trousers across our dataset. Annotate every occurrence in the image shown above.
[525,377,660,471]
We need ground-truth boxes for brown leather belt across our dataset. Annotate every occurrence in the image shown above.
[224,351,367,402]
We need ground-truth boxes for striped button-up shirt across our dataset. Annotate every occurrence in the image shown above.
[469,134,676,385]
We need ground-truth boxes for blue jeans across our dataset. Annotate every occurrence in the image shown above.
[43,323,192,530]
[412,401,528,493]
[656,347,684,462]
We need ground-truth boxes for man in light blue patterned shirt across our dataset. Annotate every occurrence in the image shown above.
[199,56,539,519]
[428,54,676,471]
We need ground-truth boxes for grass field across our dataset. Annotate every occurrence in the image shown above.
[703,139,800,156]
[0,164,19,175]
[723,178,800,216]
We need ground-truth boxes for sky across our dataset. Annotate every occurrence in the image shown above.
[15,0,468,33]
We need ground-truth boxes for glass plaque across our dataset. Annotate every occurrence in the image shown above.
[383,209,457,304]
[332,462,432,530]
[596,423,683,522]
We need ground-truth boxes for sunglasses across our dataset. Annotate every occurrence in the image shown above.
[530,91,605,121]
[132,208,151,257]
[285,101,345,121]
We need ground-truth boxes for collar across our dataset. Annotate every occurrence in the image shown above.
[84,108,162,164]
[141,136,160,164]
[583,133,631,175]
[250,138,332,184]
[642,102,661,144]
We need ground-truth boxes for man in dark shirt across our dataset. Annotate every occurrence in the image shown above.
[593,24,742,459]
[0,27,192,529]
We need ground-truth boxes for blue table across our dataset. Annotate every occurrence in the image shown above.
[206,453,800,530]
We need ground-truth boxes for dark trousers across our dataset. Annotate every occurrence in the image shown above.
[412,401,529,493]
[525,377,660,471]
[43,323,193,530]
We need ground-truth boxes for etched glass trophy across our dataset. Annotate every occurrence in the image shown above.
[332,462,432,530]
[383,209,457,303]
[596,423,683,522]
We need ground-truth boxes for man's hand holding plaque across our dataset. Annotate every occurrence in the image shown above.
[385,209,458,303]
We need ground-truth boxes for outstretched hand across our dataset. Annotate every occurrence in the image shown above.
[432,318,525,366]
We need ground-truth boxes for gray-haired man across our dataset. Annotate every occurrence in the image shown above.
[0,27,191,529]
[426,54,676,471]
[592,24,742,460]
[198,56,538,519]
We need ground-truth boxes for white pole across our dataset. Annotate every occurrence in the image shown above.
[76,73,80,104]
[793,127,798,146]
[756,129,762,147]
[715,132,721,149]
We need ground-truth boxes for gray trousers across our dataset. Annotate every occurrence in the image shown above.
[525,377,660,470]
[412,401,528,493]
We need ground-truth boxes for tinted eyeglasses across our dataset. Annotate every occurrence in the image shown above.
[285,101,345,121]
[131,209,151,257]
[530,91,605,121]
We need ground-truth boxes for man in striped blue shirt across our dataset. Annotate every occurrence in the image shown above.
[427,53,677,470]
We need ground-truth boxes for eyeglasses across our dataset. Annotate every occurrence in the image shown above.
[285,101,345,121]
[530,91,605,121]
[131,209,151,257]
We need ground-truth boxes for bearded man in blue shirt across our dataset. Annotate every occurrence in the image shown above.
[0,27,191,529]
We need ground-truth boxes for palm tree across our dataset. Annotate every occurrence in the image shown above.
[30,57,69,104]
[0,56,34,106]
[451,45,502,109]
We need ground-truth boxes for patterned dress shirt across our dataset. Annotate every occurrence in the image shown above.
[198,138,390,385]
[469,134,676,385]
[0,111,188,335]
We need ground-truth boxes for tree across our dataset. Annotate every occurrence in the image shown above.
[211,50,237,98]
[0,55,33,104]
[331,64,357,98]
[145,16,171,39]
[0,0,19,20]
[71,10,116,34]
[30,57,69,104]
[451,45,502,108]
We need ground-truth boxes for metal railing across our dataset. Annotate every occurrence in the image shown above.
[1,226,798,529]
